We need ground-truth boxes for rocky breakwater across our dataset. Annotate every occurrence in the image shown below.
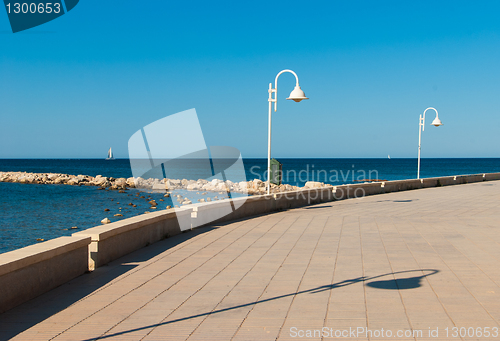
[166,178,304,195]
[132,178,332,194]
[0,171,334,194]
[0,171,133,190]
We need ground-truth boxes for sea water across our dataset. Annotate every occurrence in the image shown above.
[1,158,499,253]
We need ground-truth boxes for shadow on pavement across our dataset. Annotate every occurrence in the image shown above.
[79,269,439,340]
[0,226,217,341]
[302,205,333,209]
[366,269,438,290]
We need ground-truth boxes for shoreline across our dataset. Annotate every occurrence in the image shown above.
[0,171,335,195]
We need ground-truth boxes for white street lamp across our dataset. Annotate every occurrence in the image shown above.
[267,69,308,194]
[417,107,443,179]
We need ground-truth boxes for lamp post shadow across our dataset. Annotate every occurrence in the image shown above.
[82,269,439,341]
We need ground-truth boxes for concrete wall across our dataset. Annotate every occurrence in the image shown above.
[0,236,91,314]
[188,195,277,228]
[72,207,192,270]
[1,172,500,313]
[193,172,500,225]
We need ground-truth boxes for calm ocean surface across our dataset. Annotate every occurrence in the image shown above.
[1,158,499,254]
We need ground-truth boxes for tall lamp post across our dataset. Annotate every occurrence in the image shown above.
[417,107,443,179]
[267,69,308,194]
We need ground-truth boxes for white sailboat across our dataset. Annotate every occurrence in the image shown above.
[388,154,391,159]
[106,148,115,160]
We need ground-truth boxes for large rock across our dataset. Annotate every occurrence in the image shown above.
[67,179,79,186]
[211,179,222,186]
[165,179,181,189]
[170,179,182,186]
[252,179,264,190]
[304,181,324,188]
[47,174,59,181]
[126,177,136,188]
[135,177,148,188]
[186,183,199,191]
[93,176,108,185]
[202,183,215,191]
[115,178,127,186]
[152,183,164,190]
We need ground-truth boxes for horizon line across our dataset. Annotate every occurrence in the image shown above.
[0,157,499,160]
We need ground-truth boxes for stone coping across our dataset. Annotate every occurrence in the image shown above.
[72,207,192,241]
[273,187,333,197]
[185,194,274,210]
[0,236,91,277]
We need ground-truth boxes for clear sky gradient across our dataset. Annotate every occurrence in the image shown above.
[1,1,499,158]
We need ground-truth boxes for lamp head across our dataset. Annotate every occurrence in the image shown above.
[431,117,443,127]
[287,85,309,102]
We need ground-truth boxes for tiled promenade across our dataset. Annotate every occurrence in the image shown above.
[1,181,500,341]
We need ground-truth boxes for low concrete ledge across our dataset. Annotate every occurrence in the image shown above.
[188,200,234,229]
[484,172,500,181]
[231,194,276,218]
[190,173,500,228]
[0,236,91,314]
[275,187,333,210]
[73,208,192,270]
[381,179,423,193]
[189,195,276,228]
[332,182,384,199]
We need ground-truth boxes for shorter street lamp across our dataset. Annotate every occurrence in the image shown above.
[267,69,308,194]
[417,107,443,179]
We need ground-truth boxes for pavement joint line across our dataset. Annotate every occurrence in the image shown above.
[436,219,500,313]
[381,214,455,334]
[275,215,330,340]
[372,216,417,337]
[406,217,499,328]
[322,215,349,334]
[359,216,373,341]
[66,223,234,304]
[8,227,221,319]
[108,215,291,340]
[113,214,297,341]
[50,215,279,340]
[167,215,302,341]
[183,216,310,341]
[228,216,316,341]
[445,217,500,264]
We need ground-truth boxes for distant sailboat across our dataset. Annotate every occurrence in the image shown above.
[388,154,391,159]
[106,148,115,160]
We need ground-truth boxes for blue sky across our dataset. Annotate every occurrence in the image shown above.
[1,0,500,158]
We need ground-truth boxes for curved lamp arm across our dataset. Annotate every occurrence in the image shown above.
[275,69,300,88]
[271,69,301,112]
[421,107,438,132]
